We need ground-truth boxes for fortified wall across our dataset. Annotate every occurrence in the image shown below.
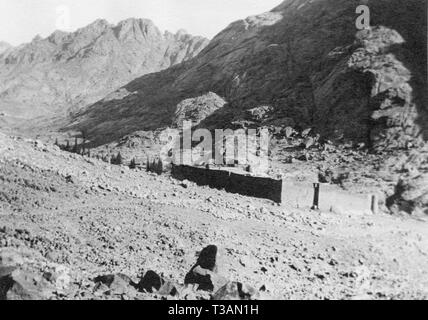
[171,164,283,203]
[170,164,378,215]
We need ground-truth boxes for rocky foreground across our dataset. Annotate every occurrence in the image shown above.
[0,133,427,300]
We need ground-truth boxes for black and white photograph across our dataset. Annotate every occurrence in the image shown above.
[0,0,427,305]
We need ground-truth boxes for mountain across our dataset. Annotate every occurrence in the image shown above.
[0,18,209,119]
[70,0,427,150]
[0,41,11,54]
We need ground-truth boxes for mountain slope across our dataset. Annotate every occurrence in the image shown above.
[1,132,427,299]
[70,0,427,150]
[0,19,209,119]
[0,41,11,55]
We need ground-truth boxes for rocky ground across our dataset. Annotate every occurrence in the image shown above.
[1,133,427,300]
[67,123,428,215]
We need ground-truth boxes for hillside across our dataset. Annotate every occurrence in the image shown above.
[0,133,427,300]
[0,19,208,120]
[0,41,11,55]
[69,0,427,151]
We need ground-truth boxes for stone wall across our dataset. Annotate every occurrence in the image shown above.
[171,165,282,203]
[282,181,374,215]
[171,165,376,214]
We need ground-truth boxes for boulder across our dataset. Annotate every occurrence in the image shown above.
[197,245,219,271]
[185,245,228,292]
[157,281,179,297]
[137,270,178,296]
[0,270,48,300]
[94,274,134,296]
[213,282,259,300]
[185,265,228,292]
[43,264,71,291]
[137,270,163,293]
[0,249,55,300]
[387,173,428,215]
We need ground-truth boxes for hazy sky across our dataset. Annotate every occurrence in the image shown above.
[0,0,283,45]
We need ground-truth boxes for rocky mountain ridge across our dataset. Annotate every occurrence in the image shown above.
[0,18,209,119]
[0,41,11,55]
[69,0,427,151]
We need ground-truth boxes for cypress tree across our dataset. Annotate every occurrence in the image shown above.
[157,159,163,175]
[129,158,137,169]
[73,137,78,154]
[116,152,123,165]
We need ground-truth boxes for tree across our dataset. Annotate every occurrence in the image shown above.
[65,140,70,151]
[72,137,78,154]
[115,152,123,165]
[129,158,137,169]
[81,130,87,155]
[157,159,163,174]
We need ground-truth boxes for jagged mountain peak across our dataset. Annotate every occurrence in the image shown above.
[79,18,111,33]
[0,18,209,120]
[116,17,155,27]
[47,30,70,45]
[175,29,189,37]
[0,41,11,54]
[113,17,161,41]
[32,34,43,42]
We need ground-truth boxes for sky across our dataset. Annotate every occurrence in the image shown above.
[0,0,283,46]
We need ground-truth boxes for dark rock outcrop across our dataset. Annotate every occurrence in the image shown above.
[137,270,164,293]
[185,245,228,292]
[137,270,178,296]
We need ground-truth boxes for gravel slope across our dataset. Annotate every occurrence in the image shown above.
[0,133,427,300]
